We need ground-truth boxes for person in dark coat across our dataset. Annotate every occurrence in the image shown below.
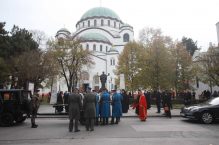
[100,89,110,125]
[56,91,64,113]
[30,90,40,128]
[212,91,218,98]
[154,90,161,113]
[121,89,129,113]
[83,87,96,131]
[145,90,151,109]
[163,90,172,118]
[64,91,69,113]
[111,89,123,124]
[93,90,100,125]
[68,88,82,132]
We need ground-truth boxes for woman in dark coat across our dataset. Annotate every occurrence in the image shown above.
[121,89,129,113]
[56,91,64,113]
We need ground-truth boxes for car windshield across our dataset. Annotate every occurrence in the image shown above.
[206,97,219,105]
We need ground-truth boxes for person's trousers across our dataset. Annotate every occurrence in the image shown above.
[111,117,120,124]
[156,103,161,113]
[86,118,94,131]
[166,110,172,118]
[102,117,108,125]
[69,119,79,132]
[95,117,99,125]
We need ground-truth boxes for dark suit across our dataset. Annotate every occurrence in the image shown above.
[83,92,96,131]
[68,93,82,132]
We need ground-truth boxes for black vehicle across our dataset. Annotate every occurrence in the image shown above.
[0,89,31,126]
[180,97,219,124]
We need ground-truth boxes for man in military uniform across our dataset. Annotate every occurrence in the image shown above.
[68,88,82,132]
[83,87,96,131]
[30,90,40,128]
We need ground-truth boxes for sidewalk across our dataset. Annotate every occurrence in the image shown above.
[123,106,181,117]
[38,104,181,117]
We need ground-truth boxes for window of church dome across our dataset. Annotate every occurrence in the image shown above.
[88,20,90,27]
[83,22,84,27]
[123,33,130,42]
[93,44,96,51]
[94,20,97,27]
[86,44,89,50]
[108,20,110,26]
[114,21,116,28]
[106,46,108,52]
[101,19,104,26]
[100,45,103,52]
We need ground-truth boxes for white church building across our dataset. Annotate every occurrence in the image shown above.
[55,7,134,91]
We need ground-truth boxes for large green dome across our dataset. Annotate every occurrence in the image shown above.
[80,33,111,44]
[80,7,121,21]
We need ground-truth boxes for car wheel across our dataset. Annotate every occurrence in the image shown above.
[0,113,14,127]
[201,111,213,124]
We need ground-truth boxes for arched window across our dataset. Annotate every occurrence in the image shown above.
[86,44,89,50]
[100,45,102,52]
[110,58,115,66]
[58,38,64,45]
[114,21,116,28]
[108,20,110,26]
[83,22,84,27]
[88,20,90,27]
[94,20,97,27]
[93,44,96,51]
[93,75,99,84]
[101,19,104,26]
[81,71,89,80]
[123,33,130,42]
[106,46,108,52]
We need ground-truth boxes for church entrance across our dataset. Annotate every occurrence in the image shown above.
[83,83,89,92]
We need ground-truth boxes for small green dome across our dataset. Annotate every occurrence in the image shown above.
[80,33,111,44]
[80,7,121,21]
[108,47,118,53]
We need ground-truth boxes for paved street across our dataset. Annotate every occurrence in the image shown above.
[0,117,219,145]
[37,104,181,117]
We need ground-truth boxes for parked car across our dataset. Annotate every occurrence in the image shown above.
[180,97,219,124]
[0,89,31,126]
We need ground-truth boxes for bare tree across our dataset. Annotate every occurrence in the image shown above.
[48,38,93,92]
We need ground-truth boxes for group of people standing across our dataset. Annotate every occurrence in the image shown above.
[67,87,130,132]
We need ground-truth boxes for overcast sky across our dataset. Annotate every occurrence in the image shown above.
[1,0,219,51]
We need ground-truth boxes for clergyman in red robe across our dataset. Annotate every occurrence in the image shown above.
[138,89,147,121]
[132,89,147,121]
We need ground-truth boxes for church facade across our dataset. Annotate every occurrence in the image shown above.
[55,7,134,91]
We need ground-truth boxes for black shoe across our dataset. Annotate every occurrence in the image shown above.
[69,130,72,132]
[90,129,94,131]
[86,128,89,131]
[31,124,38,128]
[74,129,80,132]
